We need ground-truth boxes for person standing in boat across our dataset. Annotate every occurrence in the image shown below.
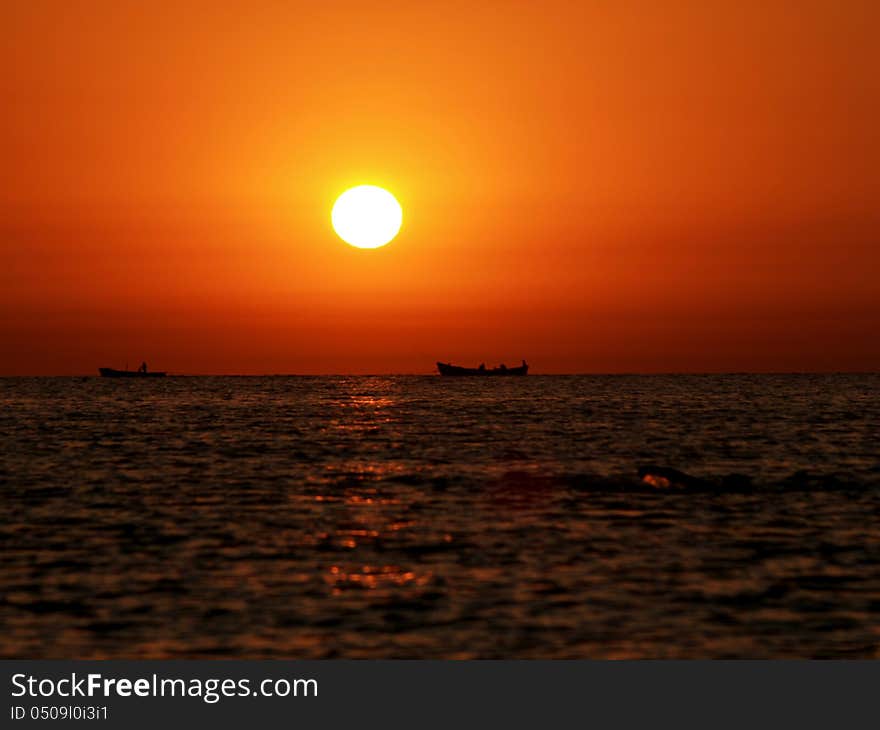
[139,361,148,373]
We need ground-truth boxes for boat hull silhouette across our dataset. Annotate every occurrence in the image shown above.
[437,362,528,377]
[99,368,167,378]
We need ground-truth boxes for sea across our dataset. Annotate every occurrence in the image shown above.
[2,374,879,658]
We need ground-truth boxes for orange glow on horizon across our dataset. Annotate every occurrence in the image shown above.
[1,2,879,374]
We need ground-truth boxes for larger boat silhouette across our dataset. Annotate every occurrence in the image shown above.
[437,360,528,376]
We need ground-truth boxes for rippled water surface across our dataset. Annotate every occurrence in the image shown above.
[2,375,879,658]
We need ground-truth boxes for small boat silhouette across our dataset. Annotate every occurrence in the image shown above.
[99,362,166,378]
[437,360,528,376]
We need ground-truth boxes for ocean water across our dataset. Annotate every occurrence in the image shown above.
[1,374,879,658]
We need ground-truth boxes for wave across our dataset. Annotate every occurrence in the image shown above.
[485,466,879,494]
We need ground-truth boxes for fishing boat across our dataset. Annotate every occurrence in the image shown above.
[437,360,528,376]
[99,363,166,378]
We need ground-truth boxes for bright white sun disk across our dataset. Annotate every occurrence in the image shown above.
[331,185,402,249]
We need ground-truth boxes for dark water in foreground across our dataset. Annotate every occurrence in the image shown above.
[2,374,879,658]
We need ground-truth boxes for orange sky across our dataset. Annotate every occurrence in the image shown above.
[2,1,878,374]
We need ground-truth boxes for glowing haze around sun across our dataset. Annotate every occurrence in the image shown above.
[331,185,402,249]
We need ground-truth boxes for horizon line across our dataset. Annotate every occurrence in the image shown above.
[2,370,879,378]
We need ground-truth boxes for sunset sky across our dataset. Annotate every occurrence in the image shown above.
[2,1,878,374]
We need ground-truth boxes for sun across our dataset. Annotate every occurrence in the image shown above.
[331,185,402,249]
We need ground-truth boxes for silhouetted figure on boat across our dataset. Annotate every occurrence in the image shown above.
[139,361,148,373]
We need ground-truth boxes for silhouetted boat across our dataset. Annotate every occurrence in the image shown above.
[99,367,166,378]
[437,361,528,376]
